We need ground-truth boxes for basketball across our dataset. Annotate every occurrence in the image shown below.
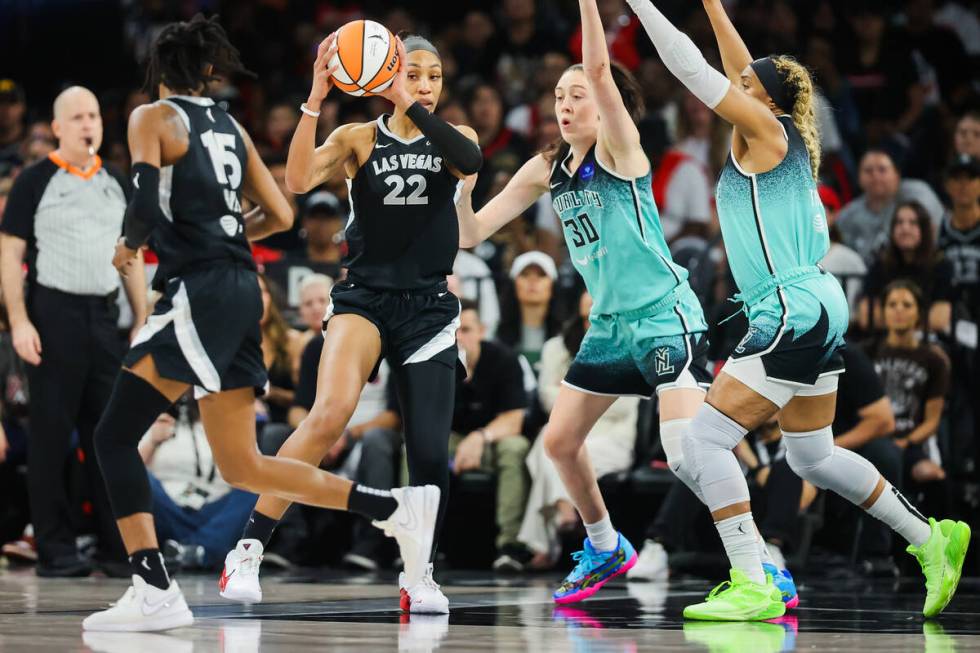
[329,20,399,97]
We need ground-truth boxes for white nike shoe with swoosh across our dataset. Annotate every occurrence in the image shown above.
[218,539,264,603]
[400,563,450,614]
[373,485,440,589]
[83,575,193,632]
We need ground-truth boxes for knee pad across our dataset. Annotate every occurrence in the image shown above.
[681,404,751,512]
[783,427,879,505]
[660,418,703,502]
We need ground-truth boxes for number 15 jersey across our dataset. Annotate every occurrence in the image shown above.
[151,95,254,283]
[549,144,690,316]
[344,115,463,290]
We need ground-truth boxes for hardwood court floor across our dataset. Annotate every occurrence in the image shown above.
[1,566,978,652]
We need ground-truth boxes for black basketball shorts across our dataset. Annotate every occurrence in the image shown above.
[125,264,268,395]
[323,280,461,377]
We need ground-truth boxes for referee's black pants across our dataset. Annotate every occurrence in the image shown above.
[26,285,126,564]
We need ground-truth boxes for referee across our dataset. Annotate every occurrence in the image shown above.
[0,86,147,577]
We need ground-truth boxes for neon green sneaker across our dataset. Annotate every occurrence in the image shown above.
[683,569,786,621]
[682,621,787,653]
[907,518,972,618]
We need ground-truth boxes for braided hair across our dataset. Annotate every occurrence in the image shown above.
[144,14,255,98]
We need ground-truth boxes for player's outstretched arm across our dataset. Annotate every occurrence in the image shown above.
[457,154,550,248]
[285,33,354,193]
[701,0,753,85]
[241,127,294,241]
[578,0,646,176]
[625,0,777,139]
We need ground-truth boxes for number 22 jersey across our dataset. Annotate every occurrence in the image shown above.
[344,115,464,290]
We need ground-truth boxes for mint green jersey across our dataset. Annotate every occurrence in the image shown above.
[716,115,829,294]
[716,116,848,384]
[549,145,700,330]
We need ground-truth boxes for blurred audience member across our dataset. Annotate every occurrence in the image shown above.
[467,83,531,208]
[290,273,332,382]
[952,111,980,160]
[139,397,256,570]
[859,201,954,333]
[518,290,637,569]
[837,149,944,262]
[0,80,26,167]
[871,281,949,485]
[257,274,298,428]
[452,300,531,571]
[652,92,716,242]
[839,1,925,150]
[497,252,564,376]
[452,250,501,338]
[938,156,980,307]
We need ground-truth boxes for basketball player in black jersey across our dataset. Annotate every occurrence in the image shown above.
[219,34,482,614]
[83,16,443,633]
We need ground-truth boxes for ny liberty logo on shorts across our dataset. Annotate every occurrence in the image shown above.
[655,347,675,376]
[734,327,757,355]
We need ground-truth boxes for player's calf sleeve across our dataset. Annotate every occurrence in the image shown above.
[681,404,751,513]
[782,426,879,505]
[660,418,705,503]
[94,370,175,519]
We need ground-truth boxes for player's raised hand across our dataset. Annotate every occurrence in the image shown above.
[308,33,340,107]
[377,36,414,110]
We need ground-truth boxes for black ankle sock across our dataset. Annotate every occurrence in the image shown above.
[347,484,398,521]
[242,511,279,547]
[130,549,170,590]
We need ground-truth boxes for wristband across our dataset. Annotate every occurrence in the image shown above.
[479,428,491,444]
[300,103,321,118]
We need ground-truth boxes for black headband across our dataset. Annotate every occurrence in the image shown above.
[750,57,797,112]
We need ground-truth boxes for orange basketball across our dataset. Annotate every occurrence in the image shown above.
[329,20,399,97]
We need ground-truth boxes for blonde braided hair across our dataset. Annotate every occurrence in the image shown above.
[772,56,821,181]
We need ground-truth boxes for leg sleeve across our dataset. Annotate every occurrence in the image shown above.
[394,360,455,561]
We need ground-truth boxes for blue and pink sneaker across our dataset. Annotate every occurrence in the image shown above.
[553,533,638,604]
[762,563,799,609]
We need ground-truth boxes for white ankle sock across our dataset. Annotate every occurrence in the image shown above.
[758,539,776,567]
[766,543,786,571]
[584,514,619,552]
[716,513,766,585]
[865,482,931,547]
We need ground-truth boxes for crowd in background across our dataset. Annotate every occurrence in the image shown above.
[0,0,977,577]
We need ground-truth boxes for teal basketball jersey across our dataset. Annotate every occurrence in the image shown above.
[715,115,829,295]
[549,145,692,320]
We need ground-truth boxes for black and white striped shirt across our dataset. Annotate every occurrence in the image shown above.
[0,153,129,296]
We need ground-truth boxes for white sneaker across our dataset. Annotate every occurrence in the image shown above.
[82,575,193,632]
[398,612,449,653]
[373,485,440,588]
[219,539,263,603]
[627,539,669,581]
[399,563,450,614]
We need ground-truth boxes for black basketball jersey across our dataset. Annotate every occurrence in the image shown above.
[150,95,253,284]
[344,115,462,290]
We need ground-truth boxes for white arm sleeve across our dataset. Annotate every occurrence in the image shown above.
[625,0,731,109]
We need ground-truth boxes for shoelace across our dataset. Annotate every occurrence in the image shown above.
[705,579,734,602]
[568,548,605,582]
[420,571,441,592]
